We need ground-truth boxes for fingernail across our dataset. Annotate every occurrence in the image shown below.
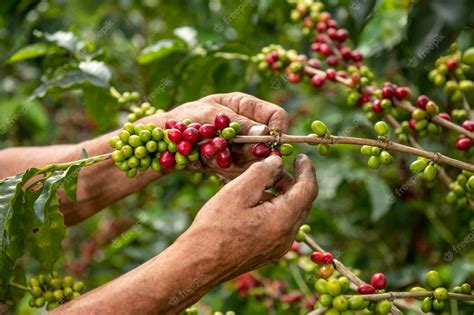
[249,124,267,135]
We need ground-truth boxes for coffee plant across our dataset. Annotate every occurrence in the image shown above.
[1,0,474,314]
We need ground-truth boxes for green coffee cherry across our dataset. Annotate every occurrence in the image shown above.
[151,159,162,172]
[421,297,432,312]
[327,279,342,296]
[348,296,366,310]
[434,287,448,300]
[152,128,164,141]
[134,146,148,159]
[31,286,42,297]
[338,277,350,292]
[423,164,437,181]
[432,299,444,310]
[112,150,125,162]
[318,143,331,156]
[230,122,241,134]
[295,230,305,242]
[426,270,443,289]
[168,142,177,153]
[311,120,328,136]
[333,295,349,311]
[375,300,391,314]
[410,158,428,173]
[461,283,472,294]
[380,151,393,165]
[319,294,333,306]
[126,168,138,178]
[314,279,328,294]
[360,145,372,156]
[119,130,130,143]
[50,278,61,290]
[280,143,294,156]
[109,136,120,148]
[300,224,311,233]
[374,121,389,136]
[367,156,381,169]
[146,141,158,153]
[371,147,381,156]
[73,281,85,292]
[462,47,474,65]
[128,135,142,148]
[121,145,133,158]
[222,127,236,139]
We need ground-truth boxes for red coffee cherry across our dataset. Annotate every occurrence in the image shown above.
[461,120,474,131]
[316,22,327,33]
[252,143,271,158]
[395,87,411,100]
[211,136,227,152]
[287,72,302,84]
[214,113,230,130]
[266,51,278,64]
[438,112,451,121]
[321,252,334,264]
[409,118,417,130]
[159,151,175,168]
[311,74,326,88]
[307,58,321,69]
[216,148,232,169]
[200,142,217,158]
[183,127,200,144]
[168,128,183,143]
[174,122,187,132]
[177,141,193,156]
[351,50,363,62]
[381,85,394,99]
[370,273,387,290]
[336,29,349,42]
[447,58,458,70]
[456,136,472,151]
[416,95,430,109]
[357,284,376,294]
[165,119,177,129]
[199,124,217,138]
[310,252,324,264]
[326,68,337,81]
[340,47,352,60]
[372,100,383,113]
[319,43,332,56]
[270,150,282,156]
[326,56,338,67]
[188,122,201,130]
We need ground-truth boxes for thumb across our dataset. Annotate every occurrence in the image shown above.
[221,156,283,207]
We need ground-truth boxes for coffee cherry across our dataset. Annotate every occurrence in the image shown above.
[200,124,217,138]
[338,277,350,292]
[410,158,428,173]
[318,264,334,279]
[158,141,168,152]
[177,141,193,156]
[394,87,410,100]
[165,119,177,129]
[175,152,188,166]
[319,294,333,306]
[167,142,177,153]
[128,135,142,148]
[311,74,326,88]
[182,127,200,144]
[139,130,152,143]
[423,164,437,181]
[146,141,158,153]
[455,136,471,151]
[367,156,381,169]
[229,122,241,134]
[168,129,183,143]
[121,145,133,158]
[381,86,394,99]
[112,150,125,162]
[159,151,175,168]
[416,95,429,109]
[348,296,366,310]
[462,120,474,131]
[374,121,389,136]
[50,278,61,290]
[432,299,444,310]
[372,100,383,113]
[314,278,328,293]
[174,122,187,133]
[370,273,387,290]
[357,284,376,294]
[434,287,448,301]
[217,148,232,169]
[438,112,451,121]
[380,151,393,165]
[127,156,139,168]
[461,283,472,294]
[35,297,45,307]
[332,295,348,311]
[221,127,236,140]
[252,143,271,158]
[126,168,137,178]
[322,252,334,264]
[31,286,42,297]
[211,137,227,152]
[134,146,148,159]
[188,150,199,162]
[453,286,463,293]
[326,68,337,81]
[318,144,331,156]
[421,297,432,312]
[327,279,342,296]
[426,270,443,289]
[360,145,372,156]
[311,251,324,264]
[311,120,328,136]
[201,142,217,158]
[375,300,391,314]
[280,143,294,156]
[149,128,163,142]
[215,113,231,130]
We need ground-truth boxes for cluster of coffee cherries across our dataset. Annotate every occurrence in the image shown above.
[27,273,84,310]
[110,87,141,105]
[409,157,438,182]
[251,142,294,158]
[357,121,393,169]
[127,102,164,123]
[109,113,241,177]
[455,120,473,152]
[184,307,235,315]
[408,95,444,136]
[428,45,474,102]
[288,0,325,36]
[446,170,474,207]
[410,270,472,313]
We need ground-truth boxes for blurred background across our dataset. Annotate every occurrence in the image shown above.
[1,0,473,314]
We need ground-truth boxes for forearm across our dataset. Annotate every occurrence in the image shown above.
[0,114,171,226]
[51,225,232,315]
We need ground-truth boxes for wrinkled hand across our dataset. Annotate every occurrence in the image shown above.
[183,154,318,281]
[164,92,289,178]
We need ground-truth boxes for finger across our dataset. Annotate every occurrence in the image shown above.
[274,171,295,194]
[269,154,318,220]
[210,92,289,132]
[220,156,283,208]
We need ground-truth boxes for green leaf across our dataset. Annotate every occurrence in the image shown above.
[137,39,188,65]
[405,0,472,66]
[83,86,118,131]
[0,170,37,299]
[7,43,56,64]
[350,0,377,28]
[34,171,69,222]
[43,31,80,54]
[364,175,393,222]
[62,165,81,202]
[357,9,407,57]
[31,63,111,99]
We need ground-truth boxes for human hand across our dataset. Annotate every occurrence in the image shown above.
[158,92,289,178]
[181,154,318,281]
